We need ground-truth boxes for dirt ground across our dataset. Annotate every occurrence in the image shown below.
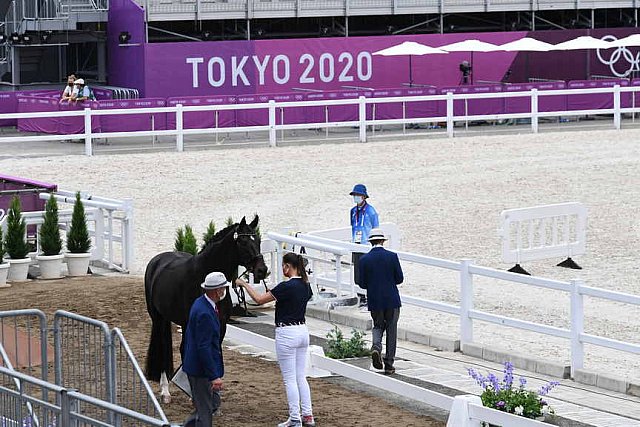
[0,275,444,427]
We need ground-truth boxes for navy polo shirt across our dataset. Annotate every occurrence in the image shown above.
[270,277,313,325]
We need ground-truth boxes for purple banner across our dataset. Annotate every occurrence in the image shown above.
[567,79,629,110]
[504,82,567,113]
[100,98,166,132]
[166,96,237,130]
[17,96,100,134]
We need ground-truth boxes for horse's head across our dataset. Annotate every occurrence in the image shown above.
[234,215,268,281]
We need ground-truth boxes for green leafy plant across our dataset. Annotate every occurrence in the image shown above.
[174,225,197,255]
[66,192,91,253]
[225,216,234,227]
[4,196,30,259]
[201,221,216,250]
[0,227,5,264]
[325,326,371,359]
[468,362,558,422]
[39,196,62,256]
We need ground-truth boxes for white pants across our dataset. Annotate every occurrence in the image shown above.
[275,324,313,421]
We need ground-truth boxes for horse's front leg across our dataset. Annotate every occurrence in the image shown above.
[160,371,171,404]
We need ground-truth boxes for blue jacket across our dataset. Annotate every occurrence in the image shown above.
[357,246,404,311]
[182,295,224,381]
[350,202,379,243]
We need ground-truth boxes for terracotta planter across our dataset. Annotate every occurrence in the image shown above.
[36,254,64,279]
[0,263,10,288]
[7,257,31,282]
[65,252,91,277]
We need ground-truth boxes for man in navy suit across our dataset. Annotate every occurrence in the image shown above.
[182,271,228,426]
[356,228,404,375]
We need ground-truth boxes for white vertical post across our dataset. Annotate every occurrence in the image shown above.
[531,89,539,134]
[570,278,585,377]
[268,100,277,147]
[123,199,134,272]
[459,259,474,345]
[275,243,283,284]
[84,108,92,156]
[93,208,105,262]
[358,96,367,143]
[613,84,621,130]
[446,92,454,138]
[176,104,184,152]
[335,255,343,294]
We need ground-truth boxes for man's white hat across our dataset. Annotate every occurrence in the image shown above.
[74,78,85,85]
[200,271,230,290]
[368,228,388,242]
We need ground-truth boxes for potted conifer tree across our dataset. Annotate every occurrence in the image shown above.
[36,196,64,279]
[0,227,10,287]
[4,196,31,282]
[65,192,92,276]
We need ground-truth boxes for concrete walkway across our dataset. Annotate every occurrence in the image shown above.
[229,307,640,427]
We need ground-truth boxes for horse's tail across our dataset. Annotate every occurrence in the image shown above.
[144,259,174,382]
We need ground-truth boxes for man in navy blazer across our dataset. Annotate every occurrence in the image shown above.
[356,228,404,375]
[183,271,228,426]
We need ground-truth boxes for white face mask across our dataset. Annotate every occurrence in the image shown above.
[353,195,364,205]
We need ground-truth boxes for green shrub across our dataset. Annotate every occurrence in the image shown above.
[0,227,5,264]
[225,216,234,227]
[66,192,91,253]
[174,227,185,252]
[325,326,371,359]
[201,221,216,250]
[39,196,62,256]
[182,225,197,255]
[4,196,30,259]
[174,225,197,255]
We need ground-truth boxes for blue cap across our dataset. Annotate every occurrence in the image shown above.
[349,184,368,198]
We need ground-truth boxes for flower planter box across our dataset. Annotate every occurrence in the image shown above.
[0,263,10,288]
[65,253,91,277]
[36,254,64,279]
[8,257,31,282]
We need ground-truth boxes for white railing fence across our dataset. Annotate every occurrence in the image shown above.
[224,325,549,427]
[0,190,134,273]
[263,229,640,378]
[2,85,640,156]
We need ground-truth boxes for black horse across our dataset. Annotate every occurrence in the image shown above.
[144,216,268,402]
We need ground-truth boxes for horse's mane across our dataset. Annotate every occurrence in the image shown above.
[199,222,238,252]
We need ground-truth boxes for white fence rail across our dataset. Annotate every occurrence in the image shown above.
[224,325,549,427]
[499,202,587,264]
[0,190,134,273]
[264,229,640,378]
[2,85,640,155]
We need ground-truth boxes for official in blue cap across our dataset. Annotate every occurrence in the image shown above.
[349,183,379,308]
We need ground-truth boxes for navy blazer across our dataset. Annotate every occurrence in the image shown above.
[182,295,224,381]
[357,246,404,311]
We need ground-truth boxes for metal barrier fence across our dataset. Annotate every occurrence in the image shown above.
[263,230,640,377]
[0,309,168,425]
[2,84,640,156]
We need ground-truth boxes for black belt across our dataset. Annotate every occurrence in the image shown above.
[276,320,305,327]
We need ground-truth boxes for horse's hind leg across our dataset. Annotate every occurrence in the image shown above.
[160,371,171,404]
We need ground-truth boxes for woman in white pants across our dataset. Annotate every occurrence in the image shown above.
[236,252,315,427]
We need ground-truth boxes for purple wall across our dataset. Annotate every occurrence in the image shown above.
[107,0,146,95]
[107,25,640,98]
[0,175,57,218]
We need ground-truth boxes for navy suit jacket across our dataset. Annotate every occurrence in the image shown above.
[357,246,404,311]
[182,295,224,381]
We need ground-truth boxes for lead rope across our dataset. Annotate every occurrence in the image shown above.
[235,268,250,314]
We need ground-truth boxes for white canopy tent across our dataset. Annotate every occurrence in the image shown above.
[497,37,554,52]
[372,41,447,87]
[437,39,500,85]
[550,36,614,51]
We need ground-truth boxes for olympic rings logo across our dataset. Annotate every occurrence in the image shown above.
[596,35,640,78]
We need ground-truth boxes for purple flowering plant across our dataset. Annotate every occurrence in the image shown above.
[467,362,559,420]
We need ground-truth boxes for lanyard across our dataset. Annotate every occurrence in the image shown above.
[354,202,367,227]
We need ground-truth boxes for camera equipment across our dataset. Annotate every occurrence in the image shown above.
[459,60,472,85]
